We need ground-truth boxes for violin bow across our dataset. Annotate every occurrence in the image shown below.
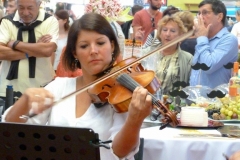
[20,30,194,119]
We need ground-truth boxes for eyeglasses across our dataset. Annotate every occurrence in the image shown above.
[198,10,213,16]
[151,17,155,28]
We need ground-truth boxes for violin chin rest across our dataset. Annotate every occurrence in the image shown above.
[93,102,108,108]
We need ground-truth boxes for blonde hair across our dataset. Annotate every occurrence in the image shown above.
[175,11,194,31]
[157,14,187,41]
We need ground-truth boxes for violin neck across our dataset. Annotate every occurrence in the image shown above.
[116,73,159,104]
[117,73,139,92]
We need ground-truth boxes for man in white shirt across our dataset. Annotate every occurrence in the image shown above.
[0,0,58,101]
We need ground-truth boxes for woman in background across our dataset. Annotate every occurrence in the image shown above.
[54,10,82,78]
[142,14,192,95]
[177,11,196,55]
[52,10,70,71]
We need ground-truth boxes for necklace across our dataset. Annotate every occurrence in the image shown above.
[146,9,159,18]
[146,9,159,28]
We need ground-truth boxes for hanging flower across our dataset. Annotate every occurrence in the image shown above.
[85,0,133,22]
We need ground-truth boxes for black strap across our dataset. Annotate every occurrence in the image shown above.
[1,13,51,80]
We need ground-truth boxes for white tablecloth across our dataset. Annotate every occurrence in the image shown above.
[140,125,240,160]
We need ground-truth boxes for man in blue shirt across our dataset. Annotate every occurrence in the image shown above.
[190,0,238,89]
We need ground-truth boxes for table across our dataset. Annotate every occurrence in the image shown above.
[140,123,240,160]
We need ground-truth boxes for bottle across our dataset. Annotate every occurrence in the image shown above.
[5,85,13,111]
[229,62,240,99]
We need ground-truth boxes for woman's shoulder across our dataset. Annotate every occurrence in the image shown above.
[45,77,78,99]
[46,77,77,90]
[54,77,77,82]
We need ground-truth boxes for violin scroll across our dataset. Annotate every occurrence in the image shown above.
[153,100,179,129]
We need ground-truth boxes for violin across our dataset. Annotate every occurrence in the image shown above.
[88,57,178,128]
[21,30,194,129]
[88,57,160,112]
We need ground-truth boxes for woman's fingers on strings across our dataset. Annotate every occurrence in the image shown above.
[133,86,151,108]
[146,95,152,109]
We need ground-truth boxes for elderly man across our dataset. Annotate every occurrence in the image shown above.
[0,0,58,101]
[190,0,238,88]
[5,0,17,15]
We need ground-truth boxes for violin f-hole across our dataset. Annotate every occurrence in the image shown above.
[126,67,133,73]
[102,84,113,90]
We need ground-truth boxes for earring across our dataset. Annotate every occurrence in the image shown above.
[112,53,115,62]
[75,59,79,68]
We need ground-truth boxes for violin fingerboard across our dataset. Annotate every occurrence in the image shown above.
[116,73,140,92]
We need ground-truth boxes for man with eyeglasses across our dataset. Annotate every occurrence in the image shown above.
[190,0,238,88]
[132,0,162,44]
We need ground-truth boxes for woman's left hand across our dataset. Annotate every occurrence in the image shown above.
[128,86,152,122]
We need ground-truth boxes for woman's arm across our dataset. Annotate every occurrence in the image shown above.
[112,87,152,158]
[4,88,54,123]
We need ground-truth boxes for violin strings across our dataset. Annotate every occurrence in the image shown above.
[117,73,171,124]
[118,74,140,90]
[116,73,161,107]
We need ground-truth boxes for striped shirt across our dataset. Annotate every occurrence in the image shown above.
[142,29,161,49]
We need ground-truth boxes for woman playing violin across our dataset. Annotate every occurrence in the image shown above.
[2,13,153,160]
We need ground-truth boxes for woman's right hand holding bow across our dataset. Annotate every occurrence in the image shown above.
[4,88,54,123]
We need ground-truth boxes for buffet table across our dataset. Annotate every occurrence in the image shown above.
[140,123,240,160]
